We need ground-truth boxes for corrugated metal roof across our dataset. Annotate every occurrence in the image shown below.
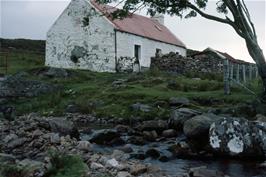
[91,1,186,48]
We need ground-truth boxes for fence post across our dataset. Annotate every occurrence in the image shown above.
[236,64,240,83]
[242,64,246,83]
[230,62,234,85]
[255,65,258,78]
[224,59,230,95]
[249,64,253,80]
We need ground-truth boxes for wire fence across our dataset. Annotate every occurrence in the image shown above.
[0,51,9,76]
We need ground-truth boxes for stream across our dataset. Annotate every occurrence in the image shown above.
[79,124,266,177]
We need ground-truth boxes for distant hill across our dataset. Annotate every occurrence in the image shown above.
[0,38,45,53]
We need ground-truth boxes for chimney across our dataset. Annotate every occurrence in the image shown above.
[151,13,164,25]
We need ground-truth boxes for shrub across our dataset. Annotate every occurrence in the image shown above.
[44,150,87,177]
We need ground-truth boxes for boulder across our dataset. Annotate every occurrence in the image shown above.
[188,166,226,177]
[111,150,130,161]
[65,104,80,113]
[143,130,158,141]
[145,148,160,159]
[169,97,190,107]
[117,171,132,177]
[45,118,79,139]
[7,137,27,149]
[115,124,131,133]
[118,144,133,153]
[183,113,223,139]
[256,114,266,122]
[129,136,146,145]
[90,162,104,170]
[168,108,201,130]
[131,103,151,112]
[112,79,127,89]
[43,67,69,78]
[77,141,92,151]
[139,120,168,132]
[106,158,119,168]
[90,129,120,145]
[130,164,147,176]
[50,133,60,144]
[209,117,266,158]
[162,129,177,138]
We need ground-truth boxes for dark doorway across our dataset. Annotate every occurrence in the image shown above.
[134,45,141,62]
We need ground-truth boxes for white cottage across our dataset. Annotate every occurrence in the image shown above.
[45,0,186,72]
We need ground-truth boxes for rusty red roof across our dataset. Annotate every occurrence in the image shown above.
[91,1,186,48]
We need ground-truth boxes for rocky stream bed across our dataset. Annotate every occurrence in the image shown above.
[1,110,266,177]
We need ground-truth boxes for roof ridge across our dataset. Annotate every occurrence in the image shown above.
[90,0,186,48]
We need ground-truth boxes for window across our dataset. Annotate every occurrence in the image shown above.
[156,48,162,54]
[156,48,162,57]
[134,45,141,62]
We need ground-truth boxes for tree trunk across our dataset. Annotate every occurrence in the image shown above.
[246,40,266,102]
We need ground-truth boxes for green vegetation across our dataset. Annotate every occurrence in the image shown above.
[0,164,29,177]
[0,151,88,177]
[0,50,44,75]
[44,151,87,177]
[1,45,263,119]
[0,38,45,52]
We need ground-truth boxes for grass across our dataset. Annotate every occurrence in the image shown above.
[1,50,263,119]
[0,50,44,75]
[44,151,88,177]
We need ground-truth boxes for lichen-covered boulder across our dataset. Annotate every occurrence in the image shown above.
[209,117,266,158]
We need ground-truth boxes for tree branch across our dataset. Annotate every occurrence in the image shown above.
[186,2,244,38]
[186,2,231,24]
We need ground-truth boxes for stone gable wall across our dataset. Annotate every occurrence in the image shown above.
[45,0,116,72]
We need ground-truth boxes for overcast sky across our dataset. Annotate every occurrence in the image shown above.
[1,0,265,62]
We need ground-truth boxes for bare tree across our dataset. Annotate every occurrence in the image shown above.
[97,0,266,101]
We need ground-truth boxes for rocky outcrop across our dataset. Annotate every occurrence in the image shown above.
[0,74,58,98]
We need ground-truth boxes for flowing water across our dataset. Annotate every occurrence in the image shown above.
[80,124,266,177]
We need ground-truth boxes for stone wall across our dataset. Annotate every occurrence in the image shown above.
[151,52,257,81]
[151,52,224,74]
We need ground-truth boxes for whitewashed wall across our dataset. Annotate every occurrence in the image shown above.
[45,0,116,72]
[116,31,186,68]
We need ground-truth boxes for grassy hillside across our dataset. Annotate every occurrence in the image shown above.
[0,38,45,52]
[1,39,263,118]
